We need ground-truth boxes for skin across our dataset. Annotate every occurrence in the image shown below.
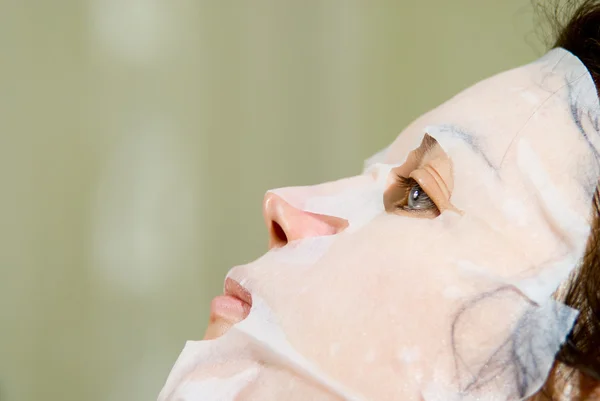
[161,49,600,401]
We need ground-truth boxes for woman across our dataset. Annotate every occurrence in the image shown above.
[159,2,600,400]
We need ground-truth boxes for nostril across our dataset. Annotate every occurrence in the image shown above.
[271,221,288,246]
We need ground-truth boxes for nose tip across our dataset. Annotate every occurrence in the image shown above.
[263,193,348,249]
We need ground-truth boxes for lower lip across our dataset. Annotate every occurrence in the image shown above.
[209,294,251,323]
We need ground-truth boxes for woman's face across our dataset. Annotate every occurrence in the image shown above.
[160,49,599,401]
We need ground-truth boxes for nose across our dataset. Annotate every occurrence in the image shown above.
[263,193,348,249]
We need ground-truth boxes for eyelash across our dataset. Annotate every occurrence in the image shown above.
[394,174,439,213]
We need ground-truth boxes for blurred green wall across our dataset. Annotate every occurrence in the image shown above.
[0,1,542,400]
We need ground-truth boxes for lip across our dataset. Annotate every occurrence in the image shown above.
[224,277,252,307]
[208,278,252,325]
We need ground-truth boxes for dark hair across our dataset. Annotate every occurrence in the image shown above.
[553,1,600,88]
[538,1,600,398]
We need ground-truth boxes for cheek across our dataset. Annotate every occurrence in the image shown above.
[219,221,556,401]
[244,215,534,398]
[253,212,532,329]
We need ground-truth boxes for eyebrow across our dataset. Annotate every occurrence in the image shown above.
[430,124,497,171]
[567,80,600,161]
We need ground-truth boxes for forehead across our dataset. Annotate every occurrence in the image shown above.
[386,50,598,168]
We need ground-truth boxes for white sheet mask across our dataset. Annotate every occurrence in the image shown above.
[158,48,600,401]
[363,146,391,171]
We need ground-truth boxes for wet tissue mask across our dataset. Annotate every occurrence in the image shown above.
[158,48,600,401]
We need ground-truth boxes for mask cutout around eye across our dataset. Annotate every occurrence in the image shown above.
[382,133,455,217]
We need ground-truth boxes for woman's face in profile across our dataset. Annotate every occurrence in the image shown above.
[162,50,598,401]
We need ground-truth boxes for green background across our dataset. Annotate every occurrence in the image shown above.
[0,2,544,400]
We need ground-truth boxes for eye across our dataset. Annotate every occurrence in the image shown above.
[407,184,435,210]
[394,175,440,214]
